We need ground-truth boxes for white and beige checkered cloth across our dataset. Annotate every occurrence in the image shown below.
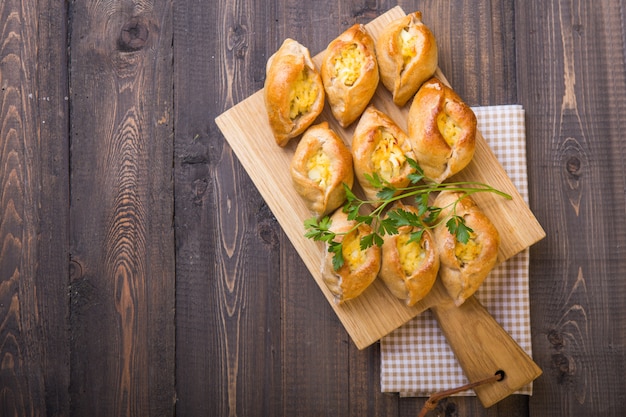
[380,104,534,397]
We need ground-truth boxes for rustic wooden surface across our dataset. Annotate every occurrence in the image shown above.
[1,1,624,417]
[215,7,546,351]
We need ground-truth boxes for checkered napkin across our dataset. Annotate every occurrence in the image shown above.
[380,105,533,397]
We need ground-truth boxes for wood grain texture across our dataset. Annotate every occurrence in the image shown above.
[516,0,626,415]
[215,6,544,350]
[177,2,519,415]
[68,1,175,416]
[7,0,626,415]
[184,2,528,413]
[0,0,70,414]
[172,1,284,416]
[430,278,542,408]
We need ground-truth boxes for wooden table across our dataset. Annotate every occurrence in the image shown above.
[1,0,624,416]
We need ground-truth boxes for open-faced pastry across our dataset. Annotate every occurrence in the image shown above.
[264,38,325,146]
[351,106,416,202]
[375,11,438,106]
[290,122,354,217]
[408,77,477,183]
[379,202,439,306]
[433,191,500,306]
[322,208,381,304]
[321,24,379,127]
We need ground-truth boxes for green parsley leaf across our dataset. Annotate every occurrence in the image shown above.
[363,172,385,189]
[407,171,424,184]
[362,233,384,249]
[387,208,421,228]
[376,187,397,201]
[344,183,357,202]
[360,233,376,249]
[455,221,474,244]
[329,241,344,270]
[446,215,474,244]
[446,215,461,234]
[356,215,373,225]
[303,157,510,271]
[379,217,399,236]
[415,193,430,216]
[345,204,360,221]
[407,229,425,245]
[423,206,441,224]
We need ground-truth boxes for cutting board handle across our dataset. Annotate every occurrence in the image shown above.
[430,286,542,408]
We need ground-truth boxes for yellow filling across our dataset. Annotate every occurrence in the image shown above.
[455,234,481,265]
[399,26,419,65]
[307,149,331,188]
[370,128,407,182]
[397,233,426,275]
[289,69,318,120]
[333,43,364,86]
[343,231,366,272]
[437,110,462,147]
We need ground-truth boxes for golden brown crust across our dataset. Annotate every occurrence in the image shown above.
[321,24,379,127]
[375,11,438,106]
[433,191,500,306]
[379,203,439,306]
[407,77,477,183]
[290,122,354,217]
[322,209,381,304]
[351,106,415,202]
[264,38,325,146]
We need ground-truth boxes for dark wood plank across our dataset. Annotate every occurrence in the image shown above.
[174,0,527,416]
[516,0,626,415]
[0,0,70,415]
[68,1,176,415]
[8,0,626,415]
[172,1,284,416]
[10,0,626,415]
[419,0,518,106]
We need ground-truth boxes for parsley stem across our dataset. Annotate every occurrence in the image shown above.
[304,157,513,270]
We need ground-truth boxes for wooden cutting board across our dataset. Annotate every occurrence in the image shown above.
[216,6,545,407]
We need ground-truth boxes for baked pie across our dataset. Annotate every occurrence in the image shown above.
[321,24,379,127]
[433,191,500,306]
[375,11,438,106]
[264,38,325,146]
[290,122,354,217]
[408,77,477,183]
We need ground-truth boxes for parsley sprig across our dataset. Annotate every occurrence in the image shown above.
[304,158,511,270]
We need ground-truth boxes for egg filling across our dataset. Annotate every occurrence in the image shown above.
[342,230,366,272]
[289,69,319,120]
[399,26,420,66]
[370,128,407,182]
[437,106,462,147]
[333,43,364,87]
[396,232,426,275]
[455,233,481,266]
[307,149,331,188]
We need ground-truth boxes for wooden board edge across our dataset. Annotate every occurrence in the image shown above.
[214,5,545,349]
